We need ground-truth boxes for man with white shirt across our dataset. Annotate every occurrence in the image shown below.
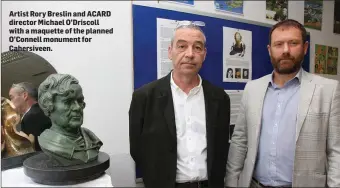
[129,21,231,188]
[9,82,51,151]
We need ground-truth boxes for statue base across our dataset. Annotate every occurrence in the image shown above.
[23,151,110,185]
[1,151,39,171]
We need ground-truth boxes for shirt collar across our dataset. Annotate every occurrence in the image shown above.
[21,106,32,120]
[170,71,202,94]
[269,67,303,87]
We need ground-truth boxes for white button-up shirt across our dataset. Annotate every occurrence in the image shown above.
[170,72,207,183]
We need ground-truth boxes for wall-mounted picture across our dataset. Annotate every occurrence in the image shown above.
[304,0,323,30]
[242,68,249,79]
[334,0,340,34]
[214,0,244,15]
[315,44,338,75]
[266,0,288,22]
[326,46,338,75]
[315,44,327,74]
[226,68,234,78]
[223,27,252,83]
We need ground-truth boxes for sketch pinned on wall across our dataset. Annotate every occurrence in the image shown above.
[334,0,340,34]
[304,0,323,30]
[223,27,252,83]
[266,0,288,22]
[315,44,338,75]
[214,0,244,15]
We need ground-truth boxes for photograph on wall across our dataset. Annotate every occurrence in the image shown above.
[304,0,323,30]
[167,0,194,6]
[315,44,338,75]
[214,0,243,15]
[223,27,252,83]
[326,46,338,75]
[334,0,340,34]
[266,0,288,22]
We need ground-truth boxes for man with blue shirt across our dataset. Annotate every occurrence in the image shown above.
[225,19,340,187]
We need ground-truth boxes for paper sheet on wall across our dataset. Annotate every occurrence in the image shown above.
[223,27,252,83]
[157,18,177,79]
[225,90,243,125]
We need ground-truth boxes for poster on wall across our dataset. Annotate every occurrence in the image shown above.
[315,44,338,75]
[214,0,244,15]
[304,0,323,30]
[167,0,194,6]
[265,0,288,22]
[156,18,177,79]
[223,27,252,83]
[334,0,340,34]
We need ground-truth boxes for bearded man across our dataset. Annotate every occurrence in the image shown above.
[225,19,340,187]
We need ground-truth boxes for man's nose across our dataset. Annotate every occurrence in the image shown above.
[185,47,194,58]
[283,43,290,54]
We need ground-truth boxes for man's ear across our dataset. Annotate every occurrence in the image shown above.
[22,91,28,101]
[203,47,207,61]
[303,41,309,55]
[267,44,271,56]
[168,45,172,60]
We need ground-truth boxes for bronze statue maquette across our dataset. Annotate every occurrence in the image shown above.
[1,97,35,158]
[23,74,109,185]
[37,74,103,166]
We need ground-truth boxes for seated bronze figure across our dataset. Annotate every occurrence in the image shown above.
[37,74,103,166]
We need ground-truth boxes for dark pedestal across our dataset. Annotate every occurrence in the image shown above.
[23,151,110,185]
[1,152,39,171]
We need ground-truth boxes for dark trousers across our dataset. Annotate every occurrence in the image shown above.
[175,180,209,188]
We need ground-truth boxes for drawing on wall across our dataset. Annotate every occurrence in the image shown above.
[214,0,244,15]
[168,0,194,5]
[315,44,338,75]
[223,27,252,83]
[266,0,288,22]
[334,0,340,34]
[304,0,323,30]
[327,46,338,75]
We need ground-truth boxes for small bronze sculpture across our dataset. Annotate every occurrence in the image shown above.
[37,74,103,166]
[1,97,35,158]
[1,97,37,171]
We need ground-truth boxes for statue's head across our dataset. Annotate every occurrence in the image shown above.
[38,74,85,131]
[234,32,242,42]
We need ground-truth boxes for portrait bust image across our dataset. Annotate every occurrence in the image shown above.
[37,74,103,166]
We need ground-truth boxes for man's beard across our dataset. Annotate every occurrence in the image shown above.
[270,52,304,74]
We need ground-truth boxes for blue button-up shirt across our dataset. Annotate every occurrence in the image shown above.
[253,69,302,186]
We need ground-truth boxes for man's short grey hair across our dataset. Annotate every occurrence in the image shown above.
[170,24,207,46]
[38,74,79,116]
[11,82,38,101]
